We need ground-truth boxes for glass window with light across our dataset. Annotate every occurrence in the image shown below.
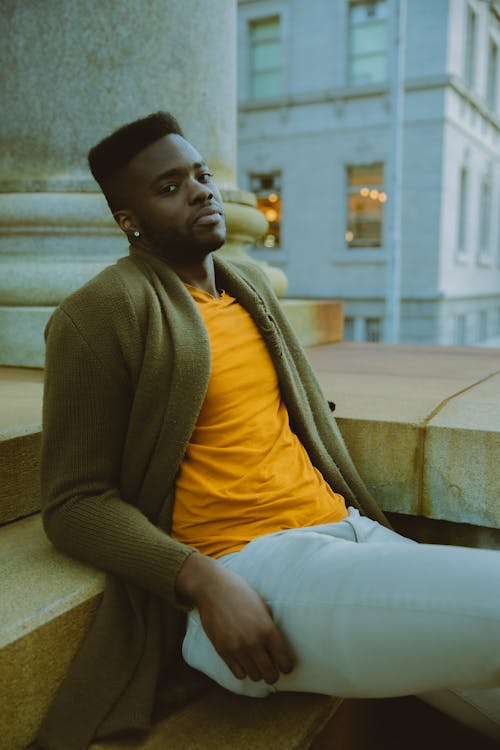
[346,163,385,248]
[250,172,282,249]
[249,16,283,98]
[348,0,389,86]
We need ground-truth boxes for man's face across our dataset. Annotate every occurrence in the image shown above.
[118,134,226,265]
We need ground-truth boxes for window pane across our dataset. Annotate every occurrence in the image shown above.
[457,167,468,253]
[252,40,281,71]
[454,314,466,345]
[479,310,488,341]
[487,40,498,111]
[251,173,282,249]
[344,317,355,341]
[348,164,383,186]
[251,70,282,98]
[350,1,389,24]
[350,23,387,56]
[349,54,387,84]
[365,318,382,342]
[348,1,388,86]
[479,179,491,255]
[464,6,476,87]
[346,163,385,248]
[249,16,282,98]
[250,17,280,42]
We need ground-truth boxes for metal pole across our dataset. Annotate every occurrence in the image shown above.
[385,0,406,343]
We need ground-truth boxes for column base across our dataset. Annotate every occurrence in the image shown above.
[0,307,54,367]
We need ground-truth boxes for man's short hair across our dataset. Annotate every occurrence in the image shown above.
[88,111,184,206]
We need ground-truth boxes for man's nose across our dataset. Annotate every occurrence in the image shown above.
[188,178,214,203]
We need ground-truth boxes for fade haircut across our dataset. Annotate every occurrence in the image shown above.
[88,111,184,210]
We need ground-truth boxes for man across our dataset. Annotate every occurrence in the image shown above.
[39,112,500,749]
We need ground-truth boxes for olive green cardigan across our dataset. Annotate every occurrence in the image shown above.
[38,247,386,749]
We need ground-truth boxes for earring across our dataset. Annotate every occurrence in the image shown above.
[133,230,140,237]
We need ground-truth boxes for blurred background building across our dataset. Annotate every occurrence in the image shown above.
[237,0,500,345]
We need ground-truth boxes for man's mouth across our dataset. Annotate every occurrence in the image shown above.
[193,207,223,226]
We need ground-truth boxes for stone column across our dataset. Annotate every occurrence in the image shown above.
[0,0,286,366]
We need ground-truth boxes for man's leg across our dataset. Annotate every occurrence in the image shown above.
[182,510,500,739]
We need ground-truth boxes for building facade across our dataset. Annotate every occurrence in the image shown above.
[237,0,500,344]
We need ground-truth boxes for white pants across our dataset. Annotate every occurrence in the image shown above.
[182,508,500,741]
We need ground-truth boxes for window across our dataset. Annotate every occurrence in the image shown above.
[343,317,355,341]
[487,38,498,112]
[346,163,386,248]
[454,313,467,345]
[249,16,283,98]
[479,310,488,341]
[348,0,389,86]
[250,172,282,249]
[457,166,468,254]
[365,317,382,342]
[479,175,492,258]
[464,4,477,89]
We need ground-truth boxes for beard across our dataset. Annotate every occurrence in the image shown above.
[139,218,226,266]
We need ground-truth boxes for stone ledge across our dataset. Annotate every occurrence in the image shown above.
[2,514,340,750]
[92,690,341,750]
[307,343,500,529]
[1,342,500,530]
[282,300,343,347]
[0,515,104,750]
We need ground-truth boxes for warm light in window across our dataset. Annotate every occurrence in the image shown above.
[345,230,354,242]
[268,193,279,203]
[369,189,379,200]
[360,187,370,197]
[378,192,387,203]
[265,208,279,222]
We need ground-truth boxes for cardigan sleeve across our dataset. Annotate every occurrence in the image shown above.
[41,307,196,607]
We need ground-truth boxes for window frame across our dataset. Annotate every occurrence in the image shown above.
[464,2,477,90]
[456,165,469,261]
[487,36,498,113]
[345,161,386,251]
[248,14,284,100]
[478,171,493,265]
[347,0,390,87]
[249,170,283,250]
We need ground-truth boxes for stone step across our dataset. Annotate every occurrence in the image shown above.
[0,514,104,750]
[0,367,43,525]
[3,514,340,750]
[0,425,41,525]
[91,690,341,750]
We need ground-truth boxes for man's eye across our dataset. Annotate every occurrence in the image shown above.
[159,184,177,195]
[199,172,213,183]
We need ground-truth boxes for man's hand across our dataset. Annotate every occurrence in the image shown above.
[176,552,295,684]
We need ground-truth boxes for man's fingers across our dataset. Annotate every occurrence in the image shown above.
[226,657,247,681]
[249,647,279,684]
[267,627,295,675]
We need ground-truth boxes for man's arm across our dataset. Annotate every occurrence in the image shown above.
[175,551,295,684]
[41,306,195,605]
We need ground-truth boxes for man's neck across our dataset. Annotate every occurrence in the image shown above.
[173,255,219,297]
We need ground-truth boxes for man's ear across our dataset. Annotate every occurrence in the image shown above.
[113,210,139,236]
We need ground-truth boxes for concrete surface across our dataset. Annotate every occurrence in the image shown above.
[307,343,500,525]
[2,342,500,528]
[0,515,104,750]
[92,690,341,750]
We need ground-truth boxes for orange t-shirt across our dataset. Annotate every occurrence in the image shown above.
[171,285,347,557]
